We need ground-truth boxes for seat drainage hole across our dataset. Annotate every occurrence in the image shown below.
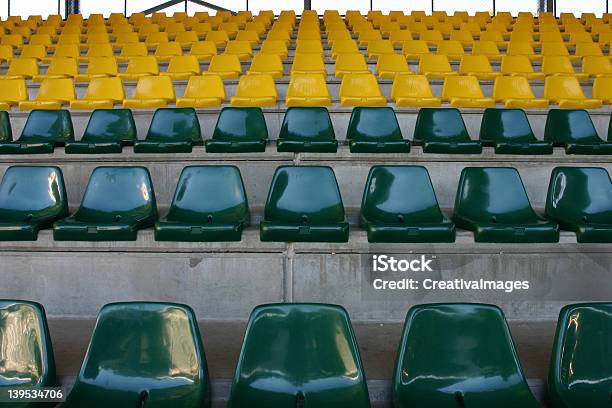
[137,390,149,408]
[295,392,305,408]
[454,391,466,408]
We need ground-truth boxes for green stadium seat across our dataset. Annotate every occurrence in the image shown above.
[544,109,612,154]
[361,166,455,242]
[277,107,337,153]
[0,166,68,240]
[63,302,209,408]
[545,167,612,243]
[413,108,482,154]
[0,111,12,143]
[205,107,267,153]
[394,304,540,408]
[53,167,157,241]
[260,166,349,242]
[155,166,249,241]
[134,108,202,153]
[65,109,136,154]
[548,303,612,408]
[479,108,553,154]
[227,303,370,408]
[346,107,410,153]
[0,109,73,154]
[453,167,560,242]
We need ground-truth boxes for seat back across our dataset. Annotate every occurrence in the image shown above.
[20,109,74,145]
[442,75,485,99]
[83,77,125,102]
[544,76,587,100]
[347,107,402,141]
[228,303,370,408]
[212,107,268,141]
[279,107,335,141]
[500,55,534,74]
[133,76,174,100]
[544,109,603,144]
[82,109,136,144]
[493,76,537,99]
[7,57,39,77]
[146,108,201,144]
[35,78,75,102]
[86,56,118,76]
[413,108,470,143]
[479,108,536,144]
[125,55,159,75]
[391,74,435,98]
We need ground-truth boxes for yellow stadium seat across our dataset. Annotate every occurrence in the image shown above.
[330,39,359,58]
[544,76,602,108]
[479,31,506,46]
[449,30,474,46]
[569,31,593,45]
[206,30,230,47]
[574,42,604,58]
[247,54,283,78]
[117,43,148,62]
[245,21,266,35]
[235,30,259,46]
[174,31,199,47]
[56,33,81,46]
[123,75,175,109]
[206,54,242,79]
[436,40,465,60]
[70,77,125,109]
[295,39,324,56]
[541,56,588,80]
[433,21,453,36]
[458,55,500,80]
[358,30,383,46]
[334,53,370,78]
[0,79,27,110]
[138,23,160,38]
[175,75,225,108]
[145,32,169,48]
[500,56,544,80]
[582,56,612,77]
[230,74,277,107]
[114,32,140,46]
[29,34,53,47]
[266,30,291,44]
[339,73,386,106]
[75,57,118,82]
[376,53,412,79]
[418,54,457,79]
[218,22,238,37]
[260,40,288,60]
[118,56,159,80]
[159,55,201,80]
[3,58,38,79]
[296,30,321,41]
[402,40,430,60]
[224,40,253,60]
[47,44,80,62]
[80,43,114,62]
[539,31,564,44]
[419,30,444,45]
[0,45,13,62]
[327,30,352,45]
[442,75,495,108]
[33,57,78,82]
[367,40,395,60]
[20,44,47,60]
[540,42,578,61]
[389,30,413,46]
[85,33,110,46]
[510,31,536,44]
[190,41,217,61]
[593,76,612,103]
[36,26,57,38]
[165,22,186,37]
[506,41,541,61]
[380,21,400,36]
[154,42,183,61]
[407,21,427,33]
[291,54,326,76]
[19,78,75,110]
[286,73,331,106]
[192,22,213,37]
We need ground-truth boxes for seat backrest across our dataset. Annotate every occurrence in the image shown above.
[442,75,485,99]
[82,109,136,144]
[279,107,335,141]
[419,54,452,72]
[20,109,74,144]
[7,57,39,77]
[413,108,470,143]
[479,108,536,144]
[146,108,201,143]
[347,107,402,141]
[235,74,277,98]
[213,107,268,141]
[36,78,75,102]
[126,55,159,74]
[228,303,370,408]
[83,77,125,102]
[544,76,587,99]
[134,76,174,100]
[493,76,537,99]
[86,56,118,75]
[500,55,534,74]
[544,109,603,144]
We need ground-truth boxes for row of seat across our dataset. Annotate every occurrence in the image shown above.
[0,299,607,407]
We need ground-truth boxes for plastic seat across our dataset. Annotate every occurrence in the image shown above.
[0,79,27,110]
[366,39,394,60]
[20,44,47,60]
[19,78,75,110]
[134,108,201,153]
[160,55,200,80]
[450,30,474,46]
[334,53,370,78]
[53,167,157,241]
[1,34,23,49]
[544,109,612,154]
[458,55,499,80]
[189,41,217,61]
[3,57,39,80]
[544,76,602,109]
[118,56,159,80]
[286,74,331,107]
[442,76,495,108]
[48,44,80,61]
[33,57,78,83]
[224,40,253,60]
[391,74,441,107]
[575,42,604,58]
[123,76,175,109]
[418,54,456,79]
[479,108,553,154]
[260,39,288,59]
[260,166,349,242]
[81,42,114,61]
[174,31,199,47]
[542,56,588,80]
[266,30,290,44]
[454,167,559,242]
[70,77,124,110]
[376,53,412,79]
[295,39,324,56]
[493,76,549,108]
[583,56,612,78]
[540,42,576,61]
[144,32,169,48]
[339,73,386,107]
[63,302,209,406]
[206,54,242,79]
[394,304,541,408]
[389,30,413,46]
[176,75,225,108]
[347,107,410,153]
[0,109,73,154]
[436,40,465,60]
[205,107,267,153]
[74,57,118,82]
[153,42,182,61]
[291,54,326,76]
[499,55,543,80]
[419,30,444,45]
[329,39,359,59]
[277,107,337,153]
[0,44,14,63]
[65,109,136,154]
[506,41,540,61]
[593,77,612,104]
[471,40,502,60]
[413,108,482,154]
[230,74,277,107]
[402,40,430,60]
[247,54,283,78]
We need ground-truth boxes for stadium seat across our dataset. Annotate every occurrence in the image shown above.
[436,40,465,60]
[0,79,27,110]
[471,40,502,60]
[418,54,456,79]
[366,39,395,60]
[189,41,218,61]
[154,41,182,61]
[402,40,430,60]
[277,107,337,152]
[574,42,604,58]
[541,56,588,80]
[145,32,169,48]
[118,42,148,62]
[0,109,73,154]
[206,54,242,79]
[118,56,159,80]
[545,167,612,242]
[346,107,410,153]
[479,108,553,154]
[81,43,114,61]
[19,78,75,110]
[450,29,474,46]
[361,166,455,242]
[175,31,199,46]
[63,302,209,406]
[2,34,24,49]
[33,57,78,82]
[224,40,253,61]
[442,76,495,108]
[260,39,288,59]
[592,77,612,104]
[295,39,324,56]
[394,304,541,407]
[413,108,482,153]
[20,44,47,60]
[544,109,612,154]
[286,74,332,106]
[65,109,136,154]
[53,167,157,241]
[48,44,80,61]
[454,167,560,242]
[334,53,370,78]
[266,30,291,44]
[29,34,53,48]
[544,76,603,109]
[582,56,612,78]
[123,76,175,109]
[458,55,500,80]
[500,55,544,80]
[176,75,225,108]
[493,76,549,108]
[160,55,200,80]
[3,57,39,80]
[70,77,125,109]
[75,57,118,81]
[260,166,349,242]
[391,75,441,107]
[339,73,386,106]
[247,54,283,78]
[376,53,412,79]
[389,30,414,46]
[228,303,369,408]
[0,44,13,62]
[419,29,444,45]
[291,53,326,76]
[134,108,201,153]
[205,107,267,153]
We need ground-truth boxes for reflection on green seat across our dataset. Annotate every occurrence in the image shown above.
[0,112,12,143]
[347,107,410,153]
[546,167,612,243]
[544,109,612,154]
[134,108,202,153]
[228,303,370,408]
[63,302,209,408]
[53,167,157,241]
[453,167,559,242]
[413,108,482,154]
[205,107,267,153]
[260,166,349,242]
[360,166,454,242]
[0,166,68,241]
[0,110,73,154]
[277,107,338,153]
[480,108,553,154]
[65,109,136,154]
[393,303,540,408]
[155,166,250,242]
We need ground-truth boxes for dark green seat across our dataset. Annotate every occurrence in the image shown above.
[228,303,370,408]
[360,166,454,242]
[393,303,539,408]
[545,167,612,243]
[205,107,267,153]
[544,109,612,154]
[63,302,209,408]
[53,167,157,241]
[453,167,559,242]
[155,166,250,242]
[347,107,410,153]
[413,108,482,154]
[277,107,338,153]
[65,109,136,154]
[260,166,349,242]
[480,108,553,154]
[0,111,12,143]
[549,303,612,408]
[0,110,73,154]
[134,108,202,153]
[0,166,68,241]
